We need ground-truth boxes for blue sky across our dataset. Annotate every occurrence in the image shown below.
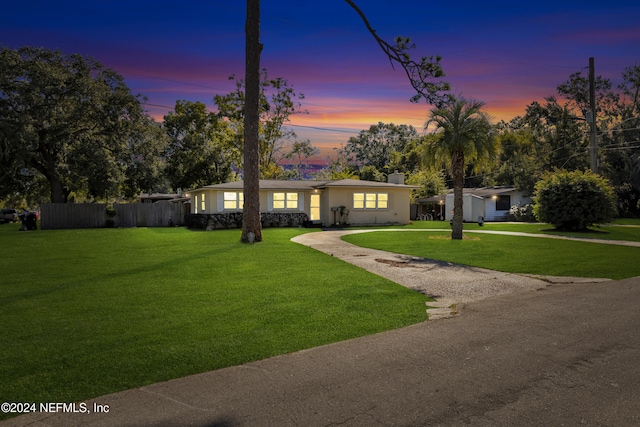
[2,0,639,158]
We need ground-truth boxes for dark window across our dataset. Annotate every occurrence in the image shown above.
[496,195,511,211]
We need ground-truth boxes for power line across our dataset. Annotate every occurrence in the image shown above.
[284,123,360,134]
[141,101,363,135]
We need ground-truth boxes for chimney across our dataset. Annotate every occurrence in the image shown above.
[388,170,404,185]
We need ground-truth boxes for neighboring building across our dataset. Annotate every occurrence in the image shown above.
[416,186,531,222]
[137,192,189,204]
[187,172,417,227]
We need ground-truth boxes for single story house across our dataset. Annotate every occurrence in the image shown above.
[187,172,418,227]
[416,186,532,222]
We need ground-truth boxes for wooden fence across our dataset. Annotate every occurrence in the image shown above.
[40,202,186,230]
[114,202,184,228]
[41,203,108,230]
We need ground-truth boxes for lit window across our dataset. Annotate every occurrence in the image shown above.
[273,192,298,209]
[223,191,244,210]
[378,193,388,209]
[201,193,206,211]
[365,193,376,209]
[353,193,365,209]
[353,192,388,209]
[286,192,298,209]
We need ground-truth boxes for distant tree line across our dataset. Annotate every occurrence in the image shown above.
[326,65,640,218]
[0,47,312,208]
[1,46,639,219]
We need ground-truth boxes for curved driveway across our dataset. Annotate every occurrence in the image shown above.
[291,229,615,318]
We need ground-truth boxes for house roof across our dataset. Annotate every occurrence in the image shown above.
[458,186,518,198]
[137,193,189,203]
[416,186,518,204]
[314,179,418,189]
[191,178,418,192]
[197,180,319,191]
[418,194,446,204]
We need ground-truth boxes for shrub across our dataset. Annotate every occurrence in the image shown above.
[504,203,536,222]
[533,169,617,230]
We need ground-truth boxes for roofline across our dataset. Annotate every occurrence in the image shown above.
[189,179,419,192]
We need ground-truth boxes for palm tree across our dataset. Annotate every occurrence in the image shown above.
[424,96,497,239]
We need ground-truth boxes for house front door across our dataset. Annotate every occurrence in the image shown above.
[310,194,320,221]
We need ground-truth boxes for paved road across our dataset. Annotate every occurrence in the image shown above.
[3,230,639,426]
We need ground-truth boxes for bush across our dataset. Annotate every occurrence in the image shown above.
[504,203,536,222]
[533,169,617,230]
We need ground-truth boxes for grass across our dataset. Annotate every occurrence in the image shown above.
[343,222,640,280]
[0,224,428,418]
[400,219,640,242]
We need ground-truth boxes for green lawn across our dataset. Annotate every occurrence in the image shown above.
[343,222,640,280]
[401,219,640,242]
[0,224,427,418]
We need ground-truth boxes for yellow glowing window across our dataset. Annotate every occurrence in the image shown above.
[365,193,376,209]
[378,193,388,209]
[286,192,298,209]
[223,191,244,210]
[201,193,206,211]
[353,192,388,209]
[353,193,365,209]
[273,192,298,209]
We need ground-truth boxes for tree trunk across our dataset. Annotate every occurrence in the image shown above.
[241,0,263,243]
[49,177,68,204]
[451,150,464,240]
[37,154,68,203]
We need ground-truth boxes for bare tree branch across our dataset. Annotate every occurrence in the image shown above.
[344,0,451,105]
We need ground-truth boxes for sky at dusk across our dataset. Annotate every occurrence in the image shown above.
[2,0,639,160]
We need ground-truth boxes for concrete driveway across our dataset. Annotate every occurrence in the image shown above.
[291,229,611,319]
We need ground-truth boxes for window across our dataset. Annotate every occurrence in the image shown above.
[273,192,298,209]
[223,191,244,210]
[353,193,388,209]
[377,193,388,209]
[496,195,511,211]
[200,193,206,212]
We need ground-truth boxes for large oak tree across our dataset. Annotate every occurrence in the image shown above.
[0,47,149,203]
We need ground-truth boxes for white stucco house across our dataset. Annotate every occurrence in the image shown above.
[187,172,418,227]
[416,186,532,222]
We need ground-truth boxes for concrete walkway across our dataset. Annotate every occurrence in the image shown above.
[291,229,615,319]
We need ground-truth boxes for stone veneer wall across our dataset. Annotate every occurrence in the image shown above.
[186,212,309,230]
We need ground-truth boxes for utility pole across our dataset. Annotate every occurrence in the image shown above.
[588,57,598,174]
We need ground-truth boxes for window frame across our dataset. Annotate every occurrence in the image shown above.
[495,194,511,211]
[353,192,389,210]
[223,191,244,211]
[272,192,298,210]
